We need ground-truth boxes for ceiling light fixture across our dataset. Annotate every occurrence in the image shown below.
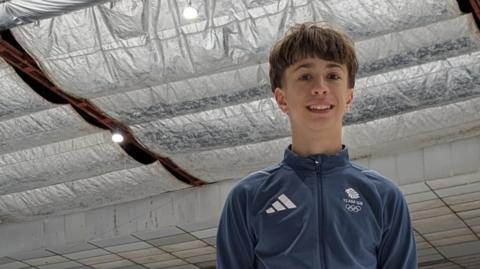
[112,132,124,143]
[183,0,198,20]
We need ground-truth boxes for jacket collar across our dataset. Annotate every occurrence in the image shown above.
[283,144,350,172]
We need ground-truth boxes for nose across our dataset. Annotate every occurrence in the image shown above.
[311,79,329,95]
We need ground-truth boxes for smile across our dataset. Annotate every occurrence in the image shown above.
[306,104,334,111]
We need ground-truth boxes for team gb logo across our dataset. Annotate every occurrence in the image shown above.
[345,188,360,199]
[343,188,363,213]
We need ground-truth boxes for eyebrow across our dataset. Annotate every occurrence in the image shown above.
[293,62,345,72]
[326,63,344,70]
[293,63,314,71]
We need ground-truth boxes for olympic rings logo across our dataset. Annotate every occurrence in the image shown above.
[345,204,362,213]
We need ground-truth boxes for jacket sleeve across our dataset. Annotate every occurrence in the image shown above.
[378,186,417,269]
[216,183,256,269]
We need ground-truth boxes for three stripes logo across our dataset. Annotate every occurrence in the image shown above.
[265,194,297,214]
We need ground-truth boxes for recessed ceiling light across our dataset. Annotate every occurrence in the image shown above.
[112,132,124,143]
[183,1,198,20]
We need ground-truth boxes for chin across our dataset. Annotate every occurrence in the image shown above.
[308,118,343,131]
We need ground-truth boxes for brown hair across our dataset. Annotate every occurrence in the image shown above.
[269,22,358,92]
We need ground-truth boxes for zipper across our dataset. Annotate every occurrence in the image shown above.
[314,160,326,269]
[314,160,325,268]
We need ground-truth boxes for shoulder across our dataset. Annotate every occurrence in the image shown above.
[349,162,410,230]
[349,161,405,203]
[226,163,282,202]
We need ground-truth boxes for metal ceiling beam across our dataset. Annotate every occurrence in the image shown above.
[0,31,206,186]
[471,0,480,20]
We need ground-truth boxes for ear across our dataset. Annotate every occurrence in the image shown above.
[274,87,289,114]
[346,88,354,111]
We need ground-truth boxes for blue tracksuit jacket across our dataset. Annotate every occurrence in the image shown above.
[217,145,417,268]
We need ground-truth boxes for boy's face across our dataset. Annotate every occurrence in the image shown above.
[274,57,353,134]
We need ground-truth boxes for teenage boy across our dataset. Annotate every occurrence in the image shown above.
[216,22,417,269]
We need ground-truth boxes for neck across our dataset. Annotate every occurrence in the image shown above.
[291,125,343,157]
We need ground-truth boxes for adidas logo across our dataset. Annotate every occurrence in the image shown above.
[345,188,360,199]
[265,194,297,214]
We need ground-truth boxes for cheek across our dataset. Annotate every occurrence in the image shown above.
[287,97,305,111]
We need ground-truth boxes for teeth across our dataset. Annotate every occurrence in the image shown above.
[308,104,332,110]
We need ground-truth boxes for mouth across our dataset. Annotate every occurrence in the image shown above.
[306,104,335,112]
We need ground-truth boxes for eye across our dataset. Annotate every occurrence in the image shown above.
[328,73,342,80]
[299,73,313,81]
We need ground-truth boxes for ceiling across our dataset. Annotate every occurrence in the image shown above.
[0,0,480,268]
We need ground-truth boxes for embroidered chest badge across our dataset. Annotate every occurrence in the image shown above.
[343,188,363,213]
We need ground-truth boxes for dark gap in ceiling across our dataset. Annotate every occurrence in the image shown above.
[458,0,473,12]
[1,30,26,54]
[120,142,156,164]
[12,66,67,104]
[71,105,108,129]
[1,30,67,103]
[457,0,480,28]
[0,30,206,186]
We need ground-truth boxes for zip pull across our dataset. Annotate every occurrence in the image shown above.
[314,160,320,171]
